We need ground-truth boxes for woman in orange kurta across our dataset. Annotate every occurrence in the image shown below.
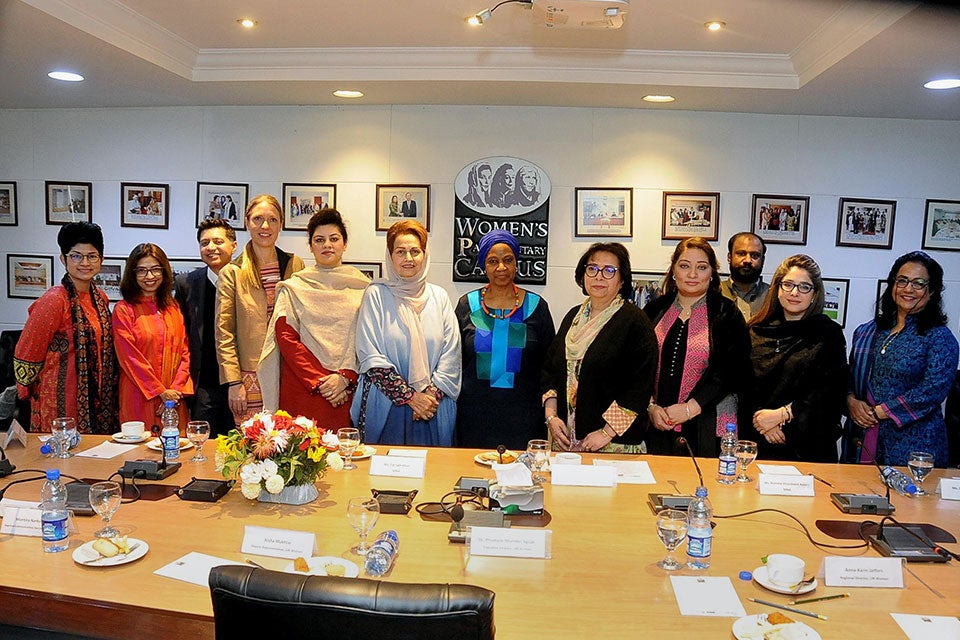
[112,244,192,430]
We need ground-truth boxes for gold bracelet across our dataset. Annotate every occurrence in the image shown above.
[602,425,616,439]
[685,403,691,419]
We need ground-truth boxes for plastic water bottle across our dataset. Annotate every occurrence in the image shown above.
[879,466,918,496]
[364,530,400,577]
[686,486,713,570]
[161,400,180,462]
[41,469,70,553]
[717,423,737,485]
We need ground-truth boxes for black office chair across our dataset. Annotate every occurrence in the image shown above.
[209,565,496,640]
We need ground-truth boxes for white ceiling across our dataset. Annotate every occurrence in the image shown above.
[2,0,959,119]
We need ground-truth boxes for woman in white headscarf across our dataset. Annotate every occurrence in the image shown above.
[350,220,461,445]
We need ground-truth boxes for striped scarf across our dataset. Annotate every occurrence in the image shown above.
[653,296,710,432]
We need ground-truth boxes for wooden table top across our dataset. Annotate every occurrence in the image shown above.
[1,436,958,639]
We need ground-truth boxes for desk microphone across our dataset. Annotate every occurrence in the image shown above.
[496,445,506,464]
[676,437,704,488]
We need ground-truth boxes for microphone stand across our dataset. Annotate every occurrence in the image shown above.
[856,438,892,508]
[677,437,705,488]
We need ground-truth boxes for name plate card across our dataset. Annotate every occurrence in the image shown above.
[0,507,43,537]
[241,525,318,559]
[3,419,27,448]
[758,473,815,496]
[468,526,551,558]
[551,464,617,487]
[821,556,904,588]
[369,454,426,478]
[936,478,960,500]
[387,448,428,458]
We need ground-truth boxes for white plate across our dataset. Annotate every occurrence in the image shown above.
[350,445,377,461]
[72,538,149,567]
[753,565,817,595]
[145,438,194,451]
[111,432,151,444]
[733,614,821,640]
[473,450,519,466]
[283,556,360,578]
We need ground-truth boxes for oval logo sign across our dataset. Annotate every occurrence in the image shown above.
[454,156,551,217]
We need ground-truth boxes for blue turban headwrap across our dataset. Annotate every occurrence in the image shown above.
[477,230,520,266]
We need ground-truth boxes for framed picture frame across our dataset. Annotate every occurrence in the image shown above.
[45,181,92,225]
[376,184,430,231]
[662,191,720,241]
[630,271,665,309]
[93,257,125,302]
[574,187,633,237]
[168,258,205,279]
[120,182,169,229]
[875,278,889,314]
[281,183,337,230]
[344,261,384,280]
[7,254,53,299]
[921,199,960,252]
[836,197,896,249]
[750,194,809,245]
[0,181,17,226]
[196,182,249,230]
[821,278,850,327]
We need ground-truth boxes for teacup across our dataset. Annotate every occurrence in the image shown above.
[765,553,805,588]
[554,452,582,465]
[120,421,145,440]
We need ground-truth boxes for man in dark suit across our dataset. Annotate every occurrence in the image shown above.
[174,219,237,436]
[401,192,417,217]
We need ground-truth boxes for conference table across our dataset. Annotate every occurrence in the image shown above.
[1,436,958,639]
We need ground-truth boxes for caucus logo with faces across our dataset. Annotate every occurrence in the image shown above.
[454,156,551,217]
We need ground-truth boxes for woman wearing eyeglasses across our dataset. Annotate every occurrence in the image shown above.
[643,238,751,457]
[541,243,657,453]
[744,255,847,462]
[14,222,119,433]
[112,243,193,428]
[847,251,958,467]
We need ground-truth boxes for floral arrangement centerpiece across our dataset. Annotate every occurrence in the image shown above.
[216,410,343,504]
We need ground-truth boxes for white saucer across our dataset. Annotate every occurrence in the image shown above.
[350,445,377,461]
[112,432,151,444]
[753,565,817,595]
[73,538,149,567]
[145,438,194,451]
[284,556,360,577]
[733,614,821,640]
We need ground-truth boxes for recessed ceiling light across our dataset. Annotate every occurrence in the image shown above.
[237,18,257,29]
[333,90,364,99]
[643,95,675,103]
[48,71,84,82]
[704,21,726,31]
[924,78,960,90]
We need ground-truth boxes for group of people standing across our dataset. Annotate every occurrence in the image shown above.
[13,208,958,468]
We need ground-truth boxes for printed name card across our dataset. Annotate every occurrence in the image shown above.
[3,419,27,448]
[936,477,960,500]
[891,613,960,640]
[369,454,426,478]
[387,448,428,458]
[550,464,617,487]
[468,526,551,558]
[758,473,815,496]
[821,556,904,588]
[240,525,317,559]
[0,507,43,537]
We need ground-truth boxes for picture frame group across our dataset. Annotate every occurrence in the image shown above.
[376,184,430,231]
[574,187,633,238]
[751,194,809,245]
[196,182,249,230]
[662,192,720,241]
[45,181,92,225]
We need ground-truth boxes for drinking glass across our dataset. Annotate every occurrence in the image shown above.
[907,451,934,496]
[88,481,122,538]
[51,417,76,459]
[346,497,380,555]
[337,427,361,471]
[656,509,688,570]
[186,421,210,463]
[527,439,551,483]
[736,440,758,483]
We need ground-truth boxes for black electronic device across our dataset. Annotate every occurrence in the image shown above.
[455,477,490,494]
[830,492,895,515]
[868,525,950,563]
[648,493,695,512]
[177,477,232,502]
[371,489,418,514]
[119,459,181,480]
[64,481,95,516]
[447,510,508,543]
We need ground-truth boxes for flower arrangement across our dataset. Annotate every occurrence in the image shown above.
[216,410,343,500]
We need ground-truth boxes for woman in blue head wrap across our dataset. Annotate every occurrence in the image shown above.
[455,230,555,449]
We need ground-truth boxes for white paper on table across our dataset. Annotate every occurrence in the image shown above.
[491,462,534,487]
[593,459,656,484]
[756,464,801,475]
[669,576,747,617]
[890,613,960,639]
[75,441,139,459]
[387,448,428,458]
[154,552,246,587]
[0,498,41,517]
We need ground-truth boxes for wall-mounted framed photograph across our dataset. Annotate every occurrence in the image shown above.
[836,197,896,249]
[168,258,205,279]
[921,198,960,252]
[0,181,17,226]
[821,277,850,327]
[630,271,665,309]
[662,191,720,241]
[45,181,92,225]
[93,257,125,302]
[282,183,337,231]
[7,254,53,299]
[376,184,430,231]
[344,261,384,280]
[751,194,809,245]
[875,278,889,314]
[574,187,633,238]
[196,182,249,230]
[121,182,169,229]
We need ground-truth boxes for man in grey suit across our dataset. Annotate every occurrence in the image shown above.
[174,219,238,435]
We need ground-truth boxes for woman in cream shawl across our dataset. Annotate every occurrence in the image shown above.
[259,209,369,426]
[350,220,461,446]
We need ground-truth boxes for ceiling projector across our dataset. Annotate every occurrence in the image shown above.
[532,0,629,29]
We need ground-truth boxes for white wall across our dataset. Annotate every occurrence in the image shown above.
[2,105,959,345]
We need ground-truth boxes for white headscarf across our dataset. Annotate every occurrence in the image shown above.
[380,240,432,391]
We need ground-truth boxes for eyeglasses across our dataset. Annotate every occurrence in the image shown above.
[66,252,101,264]
[780,280,815,294]
[894,277,929,290]
[585,264,619,280]
[135,267,164,278]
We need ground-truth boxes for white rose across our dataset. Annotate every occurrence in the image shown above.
[240,482,262,500]
[321,431,340,448]
[260,459,279,478]
[326,451,344,472]
[264,474,285,494]
[239,462,262,484]
[294,415,314,429]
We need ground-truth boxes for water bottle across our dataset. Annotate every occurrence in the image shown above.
[41,469,70,553]
[686,486,713,570]
[161,400,180,462]
[717,423,737,485]
[879,466,918,496]
[364,530,400,577]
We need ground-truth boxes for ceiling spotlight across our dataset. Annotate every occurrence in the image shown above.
[237,18,257,29]
[924,78,960,90]
[48,71,84,82]
[466,0,531,27]
[333,90,364,99]
[643,95,675,103]
[704,21,725,31]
